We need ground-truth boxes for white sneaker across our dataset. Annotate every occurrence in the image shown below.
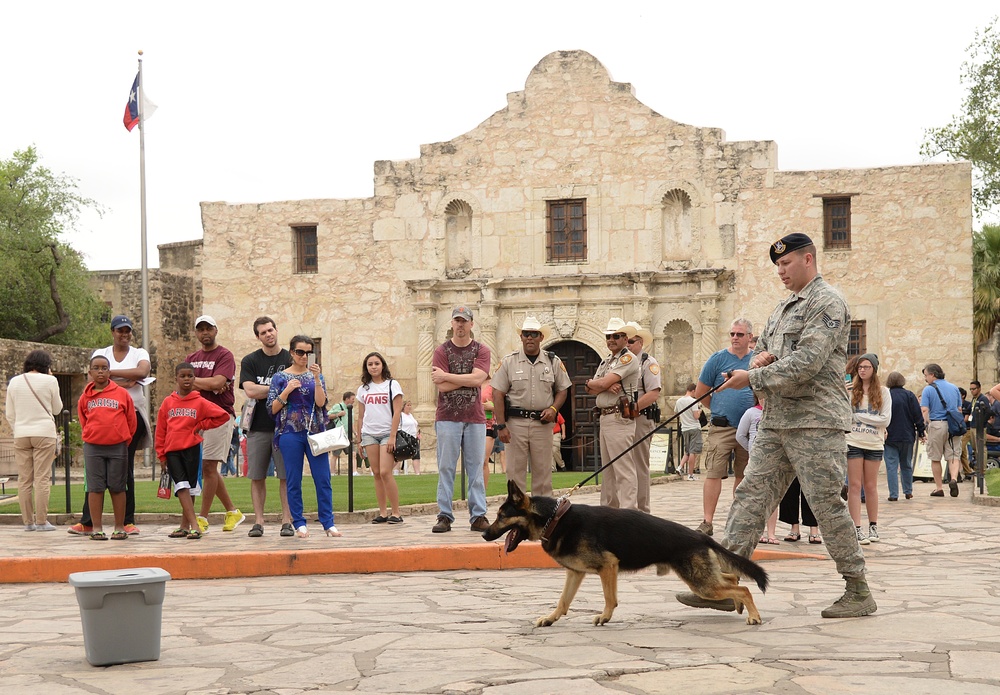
[868,525,880,543]
[855,526,870,545]
[687,474,695,481]
[35,521,57,531]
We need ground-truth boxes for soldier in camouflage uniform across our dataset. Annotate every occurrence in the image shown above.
[676,233,876,619]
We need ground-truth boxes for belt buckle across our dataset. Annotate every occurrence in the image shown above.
[529,411,541,420]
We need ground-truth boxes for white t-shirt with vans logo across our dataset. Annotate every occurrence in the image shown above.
[357,379,402,437]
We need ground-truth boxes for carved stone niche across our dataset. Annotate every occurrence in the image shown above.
[553,305,578,339]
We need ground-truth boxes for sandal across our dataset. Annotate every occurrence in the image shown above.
[371,515,389,524]
[186,530,203,539]
[765,537,780,545]
[169,528,189,538]
[110,530,128,541]
[387,515,404,524]
[90,532,108,541]
[809,535,823,544]
[784,533,801,542]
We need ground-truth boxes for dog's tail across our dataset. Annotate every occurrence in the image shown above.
[716,546,769,593]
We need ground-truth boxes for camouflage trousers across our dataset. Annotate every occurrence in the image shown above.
[723,427,867,578]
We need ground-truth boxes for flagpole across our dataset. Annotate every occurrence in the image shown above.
[137,50,152,474]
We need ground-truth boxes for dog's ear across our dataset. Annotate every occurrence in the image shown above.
[507,479,527,505]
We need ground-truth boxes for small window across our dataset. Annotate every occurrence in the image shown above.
[546,199,587,263]
[823,197,851,249]
[292,225,318,274]
[848,320,866,357]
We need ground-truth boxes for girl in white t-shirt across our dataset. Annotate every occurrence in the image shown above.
[356,352,403,524]
[846,354,892,545]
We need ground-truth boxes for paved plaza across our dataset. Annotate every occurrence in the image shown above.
[1,474,999,694]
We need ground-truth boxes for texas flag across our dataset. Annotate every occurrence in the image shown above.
[123,72,157,131]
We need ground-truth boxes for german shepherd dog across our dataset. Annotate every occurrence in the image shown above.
[482,481,769,626]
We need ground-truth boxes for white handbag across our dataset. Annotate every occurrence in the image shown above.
[307,425,350,455]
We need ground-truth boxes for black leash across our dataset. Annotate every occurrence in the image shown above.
[565,372,734,497]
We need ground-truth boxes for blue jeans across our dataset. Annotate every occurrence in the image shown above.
[435,421,487,522]
[884,441,914,498]
[277,430,334,530]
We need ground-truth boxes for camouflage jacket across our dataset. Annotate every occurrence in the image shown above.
[748,274,852,431]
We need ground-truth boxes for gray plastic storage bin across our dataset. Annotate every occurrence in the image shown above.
[68,567,171,666]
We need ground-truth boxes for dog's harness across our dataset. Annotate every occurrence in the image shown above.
[540,495,572,547]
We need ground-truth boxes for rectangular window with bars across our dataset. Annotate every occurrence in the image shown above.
[546,199,587,263]
[823,197,852,249]
[848,320,867,357]
[292,225,318,274]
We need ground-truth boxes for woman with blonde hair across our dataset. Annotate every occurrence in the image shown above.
[846,353,892,545]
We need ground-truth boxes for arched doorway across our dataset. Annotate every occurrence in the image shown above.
[549,340,602,471]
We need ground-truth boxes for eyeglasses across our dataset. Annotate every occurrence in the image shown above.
[627,338,641,345]
[730,332,746,338]
[607,333,627,340]
[857,365,873,370]
[521,331,542,339]
[292,348,313,357]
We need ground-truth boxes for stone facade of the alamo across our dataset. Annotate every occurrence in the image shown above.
[189,50,970,469]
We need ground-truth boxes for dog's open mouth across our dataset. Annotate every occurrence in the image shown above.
[504,528,524,553]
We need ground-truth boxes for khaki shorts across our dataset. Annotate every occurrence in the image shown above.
[201,415,235,462]
[926,420,961,461]
[702,425,749,479]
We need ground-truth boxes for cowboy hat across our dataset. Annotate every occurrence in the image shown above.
[517,316,552,341]
[625,321,653,345]
[603,318,637,338]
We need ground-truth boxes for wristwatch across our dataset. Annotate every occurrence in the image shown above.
[494,423,507,431]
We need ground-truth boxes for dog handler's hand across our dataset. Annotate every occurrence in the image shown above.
[750,351,777,369]
[719,369,750,391]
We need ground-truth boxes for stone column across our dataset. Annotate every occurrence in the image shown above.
[414,304,438,420]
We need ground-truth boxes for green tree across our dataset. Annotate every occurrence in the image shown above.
[921,17,1000,217]
[973,224,1000,346]
[0,146,107,346]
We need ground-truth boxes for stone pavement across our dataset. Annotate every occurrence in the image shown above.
[2,474,1000,693]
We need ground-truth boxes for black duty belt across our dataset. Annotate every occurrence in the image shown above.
[508,407,545,420]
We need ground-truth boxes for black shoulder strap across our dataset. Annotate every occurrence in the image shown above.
[930,382,948,410]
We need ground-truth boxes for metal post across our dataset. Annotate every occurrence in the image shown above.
[346,407,354,512]
[62,410,72,513]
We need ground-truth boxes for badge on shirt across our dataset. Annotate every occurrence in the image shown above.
[649,363,659,375]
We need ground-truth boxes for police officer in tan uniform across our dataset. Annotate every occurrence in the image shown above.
[586,318,641,509]
[626,321,662,514]
[492,317,572,497]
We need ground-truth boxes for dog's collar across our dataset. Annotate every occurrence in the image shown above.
[540,496,572,546]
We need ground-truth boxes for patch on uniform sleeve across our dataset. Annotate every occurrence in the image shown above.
[620,353,633,365]
[559,361,567,372]
[649,363,660,375]
[821,312,841,329]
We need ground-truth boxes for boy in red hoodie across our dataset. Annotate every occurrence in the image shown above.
[156,362,229,538]
[78,355,137,541]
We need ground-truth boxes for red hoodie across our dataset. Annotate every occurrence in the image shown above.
[155,390,230,460]
[78,380,137,446]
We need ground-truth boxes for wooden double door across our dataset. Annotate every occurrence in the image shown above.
[549,340,602,472]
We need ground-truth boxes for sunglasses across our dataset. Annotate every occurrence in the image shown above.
[607,333,627,340]
[521,331,542,339]
[730,332,746,338]
[627,338,641,345]
[292,348,313,357]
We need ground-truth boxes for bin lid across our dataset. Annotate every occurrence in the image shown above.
[68,567,171,587]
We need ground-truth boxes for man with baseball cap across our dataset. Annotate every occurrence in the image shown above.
[68,314,152,535]
[586,318,641,509]
[677,232,876,619]
[188,314,244,534]
[431,306,492,533]
[491,316,572,497]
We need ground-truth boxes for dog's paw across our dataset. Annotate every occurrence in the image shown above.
[746,615,762,626]
[535,616,557,627]
[593,614,612,626]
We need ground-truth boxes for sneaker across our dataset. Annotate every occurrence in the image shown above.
[68,523,93,536]
[387,515,404,524]
[223,509,246,532]
[248,523,264,538]
[868,525,880,543]
[687,474,696,481]
[24,524,36,532]
[196,516,210,534]
[35,522,57,532]
[470,516,490,532]
[432,515,452,533]
[696,520,713,536]
[280,523,295,537]
[855,526,870,545]
[124,523,140,535]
